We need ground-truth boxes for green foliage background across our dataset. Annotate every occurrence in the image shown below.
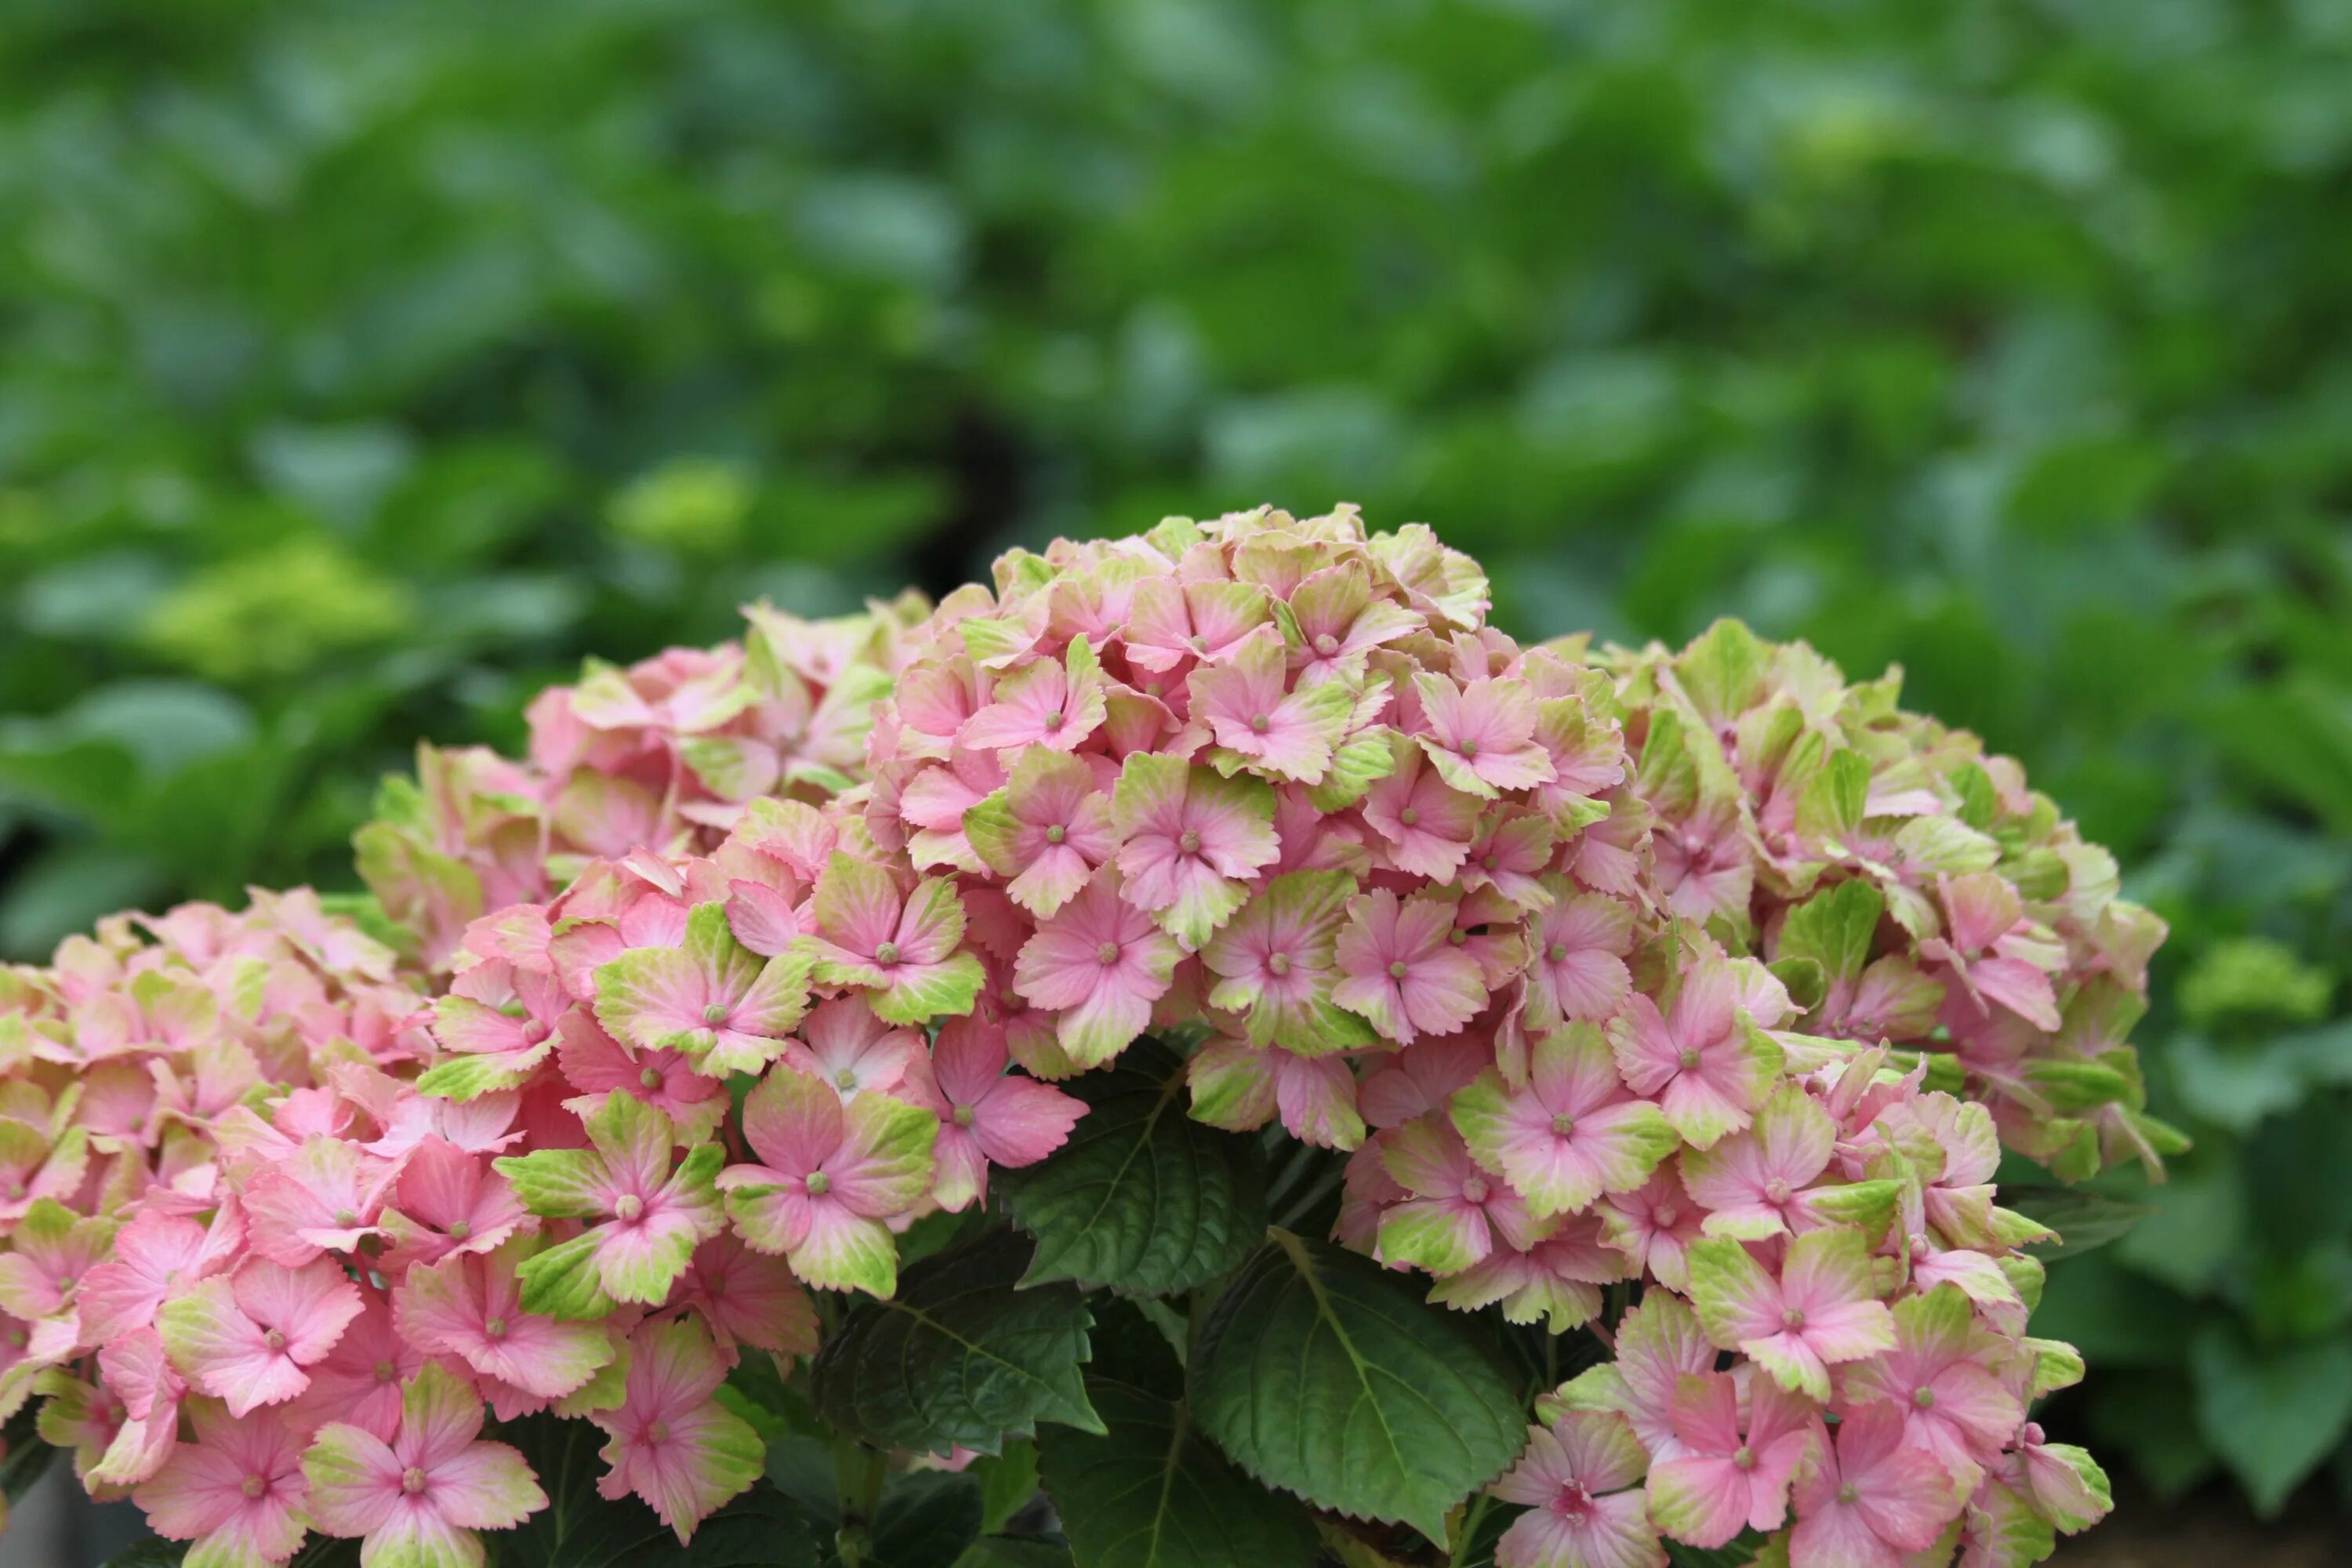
[3,0,2350,1523]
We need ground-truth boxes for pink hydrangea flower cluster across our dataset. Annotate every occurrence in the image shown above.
[835,504,2154,1564]
[0,506,2158,1567]
[357,596,923,969]
[0,707,1089,1563]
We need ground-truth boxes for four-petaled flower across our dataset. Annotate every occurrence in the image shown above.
[717,1065,936,1297]
[303,1363,548,1567]
[1490,1410,1666,1568]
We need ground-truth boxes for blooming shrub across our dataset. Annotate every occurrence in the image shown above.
[0,506,2167,1568]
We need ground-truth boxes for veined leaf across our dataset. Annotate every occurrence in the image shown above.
[488,1413,822,1568]
[1040,1375,1318,1568]
[809,1230,1105,1456]
[1186,1231,1523,1545]
[996,1039,1267,1296]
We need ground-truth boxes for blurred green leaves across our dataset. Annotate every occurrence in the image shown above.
[2,0,2352,1515]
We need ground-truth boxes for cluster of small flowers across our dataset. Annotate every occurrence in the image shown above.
[0,821,1082,1561]
[833,504,2153,1565]
[0,505,2157,1567]
[357,595,924,969]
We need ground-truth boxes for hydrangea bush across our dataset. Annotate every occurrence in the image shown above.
[0,507,2172,1568]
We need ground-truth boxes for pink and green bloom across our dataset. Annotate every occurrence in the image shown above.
[1375,1117,1552,1276]
[1110,754,1279,948]
[494,1093,724,1316]
[795,855,985,1025]
[1200,870,1376,1054]
[1689,1230,1898,1401]
[1788,1401,1962,1568]
[964,749,1119,918]
[717,1065,935,1296]
[1331,889,1489,1045]
[590,1316,764,1542]
[1607,956,1787,1148]
[158,1258,366,1418]
[1011,868,1181,1068]
[134,1401,311,1568]
[1644,1371,1820,1548]
[914,1014,1085,1211]
[394,1238,616,1410]
[0,510,2152,1567]
[591,903,814,1076]
[303,1362,547,1568]
[1449,1024,1679,1219]
[1489,1410,1665,1568]
[1189,626,1353,783]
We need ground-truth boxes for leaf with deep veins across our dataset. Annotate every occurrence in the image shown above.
[1186,1230,1523,1545]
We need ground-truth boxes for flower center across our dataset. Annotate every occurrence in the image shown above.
[1399,807,1419,826]
[1178,829,1202,854]
[1043,710,1065,731]
[4,1329,22,1348]
[702,1004,729,1025]
[805,1171,832,1197]
[242,1473,267,1499]
[264,1329,287,1352]
[1677,1047,1701,1069]
[1097,942,1121,965]
[403,1467,428,1496]
[1654,1206,1679,1229]
[1763,1179,1791,1205]
[1388,960,1409,980]
[336,1208,358,1228]
[1547,942,1569,964]
[1482,855,1498,870]
[1837,1483,1860,1507]
[873,942,900,965]
[1733,1446,1756,1472]
[522,1020,551,1046]
[640,1068,663,1089]
[1461,1175,1490,1205]
[1908,1232,1931,1261]
[485,1317,507,1340]
[1314,633,1339,656]
[706,1275,726,1296]
[5,1184,24,1201]
[1249,713,1271,734]
[1045,824,1065,844]
[953,1105,977,1128]
[836,1069,858,1089]
[1781,1308,1806,1330]
[448,1221,471,1241]
[1545,1481,1592,1519]
[1448,928,1468,945]
[648,1420,670,1445]
[614,1195,644,1222]
[374,1359,397,1382]
[1551,1113,1576,1137]
[1266,953,1291,977]
[1914,1386,1937,1410]
[1458,738,1479,757]
[1189,634,1208,652]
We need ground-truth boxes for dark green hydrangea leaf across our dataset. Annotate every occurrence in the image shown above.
[952,1543,1075,1568]
[869,1469,984,1568]
[1186,1232,1524,1545]
[1040,1376,1319,1568]
[995,1040,1266,1296]
[102,1545,189,1568]
[487,1414,822,1568]
[809,1230,1105,1457]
